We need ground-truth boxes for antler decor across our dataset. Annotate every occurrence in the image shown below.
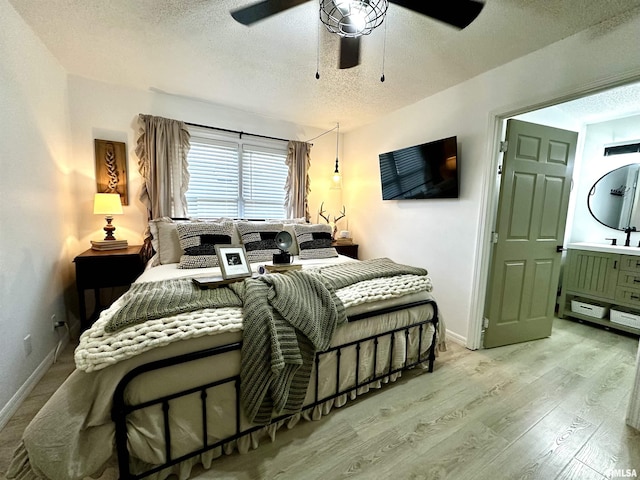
[318,202,347,240]
[334,205,346,223]
[319,201,331,223]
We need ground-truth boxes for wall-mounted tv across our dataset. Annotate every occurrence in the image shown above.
[379,136,458,200]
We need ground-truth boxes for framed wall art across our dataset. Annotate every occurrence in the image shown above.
[95,139,128,205]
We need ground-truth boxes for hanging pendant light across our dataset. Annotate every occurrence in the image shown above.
[331,122,342,189]
[320,0,389,38]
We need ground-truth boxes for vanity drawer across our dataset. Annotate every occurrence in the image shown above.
[619,255,640,273]
[618,270,640,288]
[615,286,640,307]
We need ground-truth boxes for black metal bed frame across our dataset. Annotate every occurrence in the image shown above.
[112,299,438,480]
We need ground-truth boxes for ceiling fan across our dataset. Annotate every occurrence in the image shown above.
[231,0,485,69]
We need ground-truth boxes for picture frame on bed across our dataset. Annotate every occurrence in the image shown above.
[215,244,252,279]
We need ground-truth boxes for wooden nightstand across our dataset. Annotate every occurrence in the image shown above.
[74,245,144,330]
[332,242,359,260]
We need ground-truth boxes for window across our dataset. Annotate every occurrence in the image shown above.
[185,127,288,219]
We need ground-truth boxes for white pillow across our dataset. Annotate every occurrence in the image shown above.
[148,217,189,265]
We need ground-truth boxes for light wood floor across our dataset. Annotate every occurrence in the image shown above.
[1,318,639,480]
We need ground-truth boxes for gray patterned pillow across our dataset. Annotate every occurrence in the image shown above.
[235,221,284,263]
[176,221,235,268]
[293,224,338,260]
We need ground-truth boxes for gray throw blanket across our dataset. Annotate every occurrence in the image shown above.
[105,258,427,333]
[230,270,346,424]
[316,257,428,290]
[105,278,242,332]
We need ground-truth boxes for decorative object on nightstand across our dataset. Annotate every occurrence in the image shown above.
[93,193,127,249]
[74,245,144,330]
[319,202,346,240]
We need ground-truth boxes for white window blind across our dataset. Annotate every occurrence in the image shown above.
[185,128,288,219]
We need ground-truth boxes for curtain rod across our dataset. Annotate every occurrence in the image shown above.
[185,121,290,144]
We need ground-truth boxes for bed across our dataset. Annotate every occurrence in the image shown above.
[7,219,442,480]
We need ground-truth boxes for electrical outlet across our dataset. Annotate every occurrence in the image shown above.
[52,313,65,331]
[23,334,32,356]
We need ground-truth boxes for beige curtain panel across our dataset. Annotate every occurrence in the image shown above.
[285,141,311,220]
[136,114,190,255]
[136,114,190,217]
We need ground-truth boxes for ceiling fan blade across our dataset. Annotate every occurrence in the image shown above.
[339,37,361,69]
[390,0,484,29]
[231,0,310,26]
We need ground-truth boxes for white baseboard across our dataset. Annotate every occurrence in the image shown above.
[446,329,467,347]
[0,335,69,431]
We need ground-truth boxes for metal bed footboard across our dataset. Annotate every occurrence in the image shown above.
[112,299,438,479]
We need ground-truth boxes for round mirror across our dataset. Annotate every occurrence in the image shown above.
[588,164,640,230]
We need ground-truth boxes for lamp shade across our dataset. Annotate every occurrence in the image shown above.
[93,193,123,215]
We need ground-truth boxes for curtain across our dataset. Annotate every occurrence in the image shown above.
[136,114,190,252]
[284,141,311,220]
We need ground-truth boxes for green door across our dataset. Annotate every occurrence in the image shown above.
[484,119,578,348]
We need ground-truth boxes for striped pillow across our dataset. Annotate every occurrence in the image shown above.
[236,221,284,263]
[176,221,234,268]
[293,224,338,260]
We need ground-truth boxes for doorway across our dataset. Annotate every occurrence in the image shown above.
[470,80,640,350]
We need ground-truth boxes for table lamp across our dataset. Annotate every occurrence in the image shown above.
[93,193,123,241]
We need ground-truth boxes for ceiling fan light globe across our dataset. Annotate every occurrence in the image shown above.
[338,19,362,36]
[334,0,352,13]
[320,0,388,38]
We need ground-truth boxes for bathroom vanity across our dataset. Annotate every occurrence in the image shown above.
[559,242,640,335]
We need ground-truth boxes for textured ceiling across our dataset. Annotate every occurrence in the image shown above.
[554,81,640,124]
[9,0,640,130]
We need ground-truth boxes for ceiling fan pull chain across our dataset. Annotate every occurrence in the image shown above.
[380,14,388,82]
[315,13,321,80]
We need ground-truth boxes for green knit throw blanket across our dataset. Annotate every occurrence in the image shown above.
[104,279,242,332]
[231,270,346,425]
[316,257,428,290]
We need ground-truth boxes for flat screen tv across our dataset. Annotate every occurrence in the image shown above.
[379,136,458,200]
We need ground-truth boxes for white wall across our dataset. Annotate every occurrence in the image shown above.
[0,0,74,425]
[343,15,640,344]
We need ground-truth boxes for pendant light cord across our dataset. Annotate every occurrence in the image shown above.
[335,122,340,172]
[306,123,339,143]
